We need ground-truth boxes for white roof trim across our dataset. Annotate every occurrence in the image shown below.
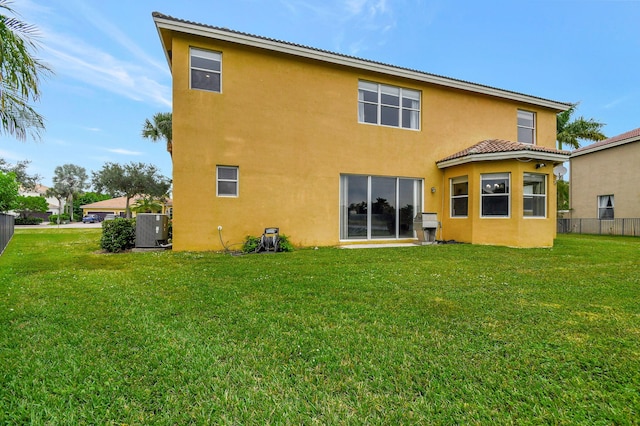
[570,136,640,158]
[437,150,570,169]
[154,15,570,111]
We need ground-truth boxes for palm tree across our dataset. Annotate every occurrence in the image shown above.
[556,104,606,150]
[0,0,51,141]
[142,112,173,156]
[131,196,163,214]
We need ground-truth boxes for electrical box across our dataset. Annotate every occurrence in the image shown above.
[413,212,438,245]
[135,213,169,248]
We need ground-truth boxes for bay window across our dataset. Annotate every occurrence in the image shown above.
[481,173,510,217]
[523,173,546,217]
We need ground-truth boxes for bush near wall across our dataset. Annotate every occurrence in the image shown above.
[15,217,43,225]
[101,218,136,253]
[48,214,70,224]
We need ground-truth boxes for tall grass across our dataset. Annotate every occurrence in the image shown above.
[1,230,638,424]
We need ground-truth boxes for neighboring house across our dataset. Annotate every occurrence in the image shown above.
[153,12,571,250]
[81,196,173,219]
[16,184,64,219]
[570,127,640,219]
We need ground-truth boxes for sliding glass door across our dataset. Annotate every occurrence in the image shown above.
[340,175,423,240]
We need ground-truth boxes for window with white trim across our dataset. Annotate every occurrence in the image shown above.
[523,173,546,217]
[217,166,238,197]
[358,81,420,129]
[450,176,468,217]
[517,110,536,144]
[598,195,614,219]
[481,173,510,217]
[190,47,221,92]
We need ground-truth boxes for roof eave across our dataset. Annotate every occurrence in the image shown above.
[437,150,570,169]
[570,136,640,158]
[152,14,571,112]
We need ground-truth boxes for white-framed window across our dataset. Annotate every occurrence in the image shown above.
[481,173,510,217]
[358,81,420,130]
[340,175,423,240]
[598,195,614,219]
[217,166,238,197]
[523,173,546,217]
[517,110,536,144]
[190,47,221,92]
[450,176,468,217]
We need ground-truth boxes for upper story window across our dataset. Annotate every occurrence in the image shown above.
[358,81,420,130]
[190,47,221,92]
[517,110,536,144]
[450,176,468,217]
[523,173,546,217]
[481,173,510,217]
[598,195,614,219]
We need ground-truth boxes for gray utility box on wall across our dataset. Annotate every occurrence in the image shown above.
[413,212,438,244]
[136,213,170,248]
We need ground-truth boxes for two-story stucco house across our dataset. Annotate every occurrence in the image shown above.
[570,127,640,220]
[153,12,571,251]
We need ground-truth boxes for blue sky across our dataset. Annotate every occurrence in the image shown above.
[2,0,639,187]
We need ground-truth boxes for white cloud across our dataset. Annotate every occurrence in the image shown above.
[40,33,172,107]
[23,2,172,108]
[106,149,143,156]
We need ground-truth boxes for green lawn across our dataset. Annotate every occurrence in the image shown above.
[1,229,638,424]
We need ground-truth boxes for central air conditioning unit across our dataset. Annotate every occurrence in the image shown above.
[135,213,170,248]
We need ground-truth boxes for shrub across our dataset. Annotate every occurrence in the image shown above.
[48,214,70,224]
[15,217,43,225]
[242,235,261,253]
[278,234,294,252]
[242,234,294,253]
[101,218,136,253]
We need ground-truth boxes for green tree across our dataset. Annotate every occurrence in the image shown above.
[142,112,173,156]
[52,164,89,222]
[14,194,47,218]
[0,0,51,141]
[92,162,171,218]
[0,158,41,190]
[131,196,163,214]
[557,104,607,150]
[0,171,19,212]
[45,185,65,224]
[557,179,569,212]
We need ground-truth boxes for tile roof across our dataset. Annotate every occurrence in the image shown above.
[437,139,570,163]
[572,127,640,155]
[152,12,571,110]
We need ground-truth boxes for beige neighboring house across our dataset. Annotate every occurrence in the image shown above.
[570,127,640,219]
[18,184,65,218]
[81,196,173,218]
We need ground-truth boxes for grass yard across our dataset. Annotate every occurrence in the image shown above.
[0,229,638,424]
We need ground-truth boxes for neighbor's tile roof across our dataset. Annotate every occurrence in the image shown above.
[572,127,640,154]
[153,12,570,110]
[437,139,569,163]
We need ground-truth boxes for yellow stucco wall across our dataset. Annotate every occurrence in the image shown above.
[166,31,560,251]
[441,161,557,247]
